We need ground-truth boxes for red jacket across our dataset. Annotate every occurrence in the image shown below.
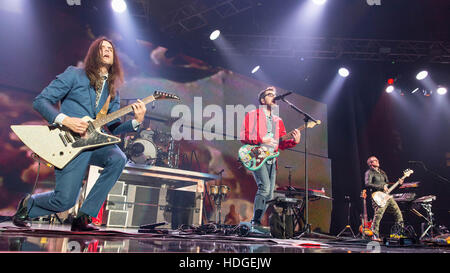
[240,108,297,152]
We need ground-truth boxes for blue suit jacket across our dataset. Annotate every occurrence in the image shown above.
[33,66,135,135]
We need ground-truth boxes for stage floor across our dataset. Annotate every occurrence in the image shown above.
[0,221,448,254]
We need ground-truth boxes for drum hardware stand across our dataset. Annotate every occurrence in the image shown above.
[209,169,230,229]
[285,165,294,187]
[284,165,306,234]
[279,96,336,239]
[419,202,435,239]
[190,150,201,172]
[337,196,356,238]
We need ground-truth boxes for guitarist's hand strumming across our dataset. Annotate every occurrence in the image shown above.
[262,136,278,147]
[62,117,89,135]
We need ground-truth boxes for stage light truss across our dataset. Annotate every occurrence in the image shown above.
[157,0,253,34]
[128,0,152,22]
[202,35,450,64]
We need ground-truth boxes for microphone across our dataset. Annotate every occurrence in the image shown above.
[216,169,225,175]
[273,92,292,101]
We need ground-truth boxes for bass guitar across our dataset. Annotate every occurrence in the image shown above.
[359,189,373,237]
[11,91,180,169]
[372,169,413,208]
[238,119,320,171]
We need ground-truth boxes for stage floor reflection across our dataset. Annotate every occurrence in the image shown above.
[0,222,448,253]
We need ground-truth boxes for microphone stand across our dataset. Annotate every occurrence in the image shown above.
[279,97,335,239]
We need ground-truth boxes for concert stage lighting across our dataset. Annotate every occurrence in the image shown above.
[312,0,327,5]
[209,30,221,41]
[416,70,428,80]
[111,0,127,13]
[338,67,349,78]
[437,87,447,95]
[385,85,394,93]
[251,65,260,74]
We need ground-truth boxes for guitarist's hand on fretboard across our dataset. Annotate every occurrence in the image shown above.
[292,129,301,144]
[130,99,147,124]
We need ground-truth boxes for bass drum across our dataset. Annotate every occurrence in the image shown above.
[127,138,158,165]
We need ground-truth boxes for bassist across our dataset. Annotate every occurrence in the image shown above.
[364,156,404,241]
[240,86,301,228]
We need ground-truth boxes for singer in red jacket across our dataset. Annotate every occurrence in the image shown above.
[240,86,301,227]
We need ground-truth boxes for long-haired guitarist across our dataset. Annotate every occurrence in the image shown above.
[12,37,147,231]
[240,86,301,228]
[364,156,404,241]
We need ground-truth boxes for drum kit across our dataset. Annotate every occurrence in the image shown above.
[124,128,180,168]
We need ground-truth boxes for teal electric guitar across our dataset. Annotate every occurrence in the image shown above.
[238,120,321,171]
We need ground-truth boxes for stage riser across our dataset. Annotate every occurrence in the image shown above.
[85,164,213,229]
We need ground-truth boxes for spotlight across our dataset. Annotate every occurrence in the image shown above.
[209,30,221,41]
[312,0,327,5]
[251,65,260,74]
[338,67,350,78]
[437,87,447,95]
[416,70,428,80]
[385,85,394,93]
[111,0,127,13]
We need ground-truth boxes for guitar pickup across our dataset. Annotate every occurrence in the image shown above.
[64,132,74,143]
[59,133,68,147]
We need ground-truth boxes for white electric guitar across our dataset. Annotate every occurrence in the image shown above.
[11,91,179,169]
[371,168,413,208]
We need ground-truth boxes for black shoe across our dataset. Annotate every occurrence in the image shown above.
[12,195,31,228]
[71,214,99,232]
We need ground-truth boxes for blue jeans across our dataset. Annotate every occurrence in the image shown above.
[251,160,276,224]
[27,144,127,218]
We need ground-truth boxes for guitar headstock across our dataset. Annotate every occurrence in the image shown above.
[307,120,321,128]
[153,91,180,101]
[403,168,414,177]
[360,189,367,199]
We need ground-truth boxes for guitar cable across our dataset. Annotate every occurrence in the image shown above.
[30,153,43,195]
[27,153,54,225]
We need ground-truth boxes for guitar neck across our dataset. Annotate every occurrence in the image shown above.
[386,175,407,194]
[280,125,306,141]
[92,95,155,128]
[363,199,368,222]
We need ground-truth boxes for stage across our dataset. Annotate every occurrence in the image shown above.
[1,2,449,268]
[1,221,448,254]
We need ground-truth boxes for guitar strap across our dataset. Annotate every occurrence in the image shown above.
[97,95,111,119]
